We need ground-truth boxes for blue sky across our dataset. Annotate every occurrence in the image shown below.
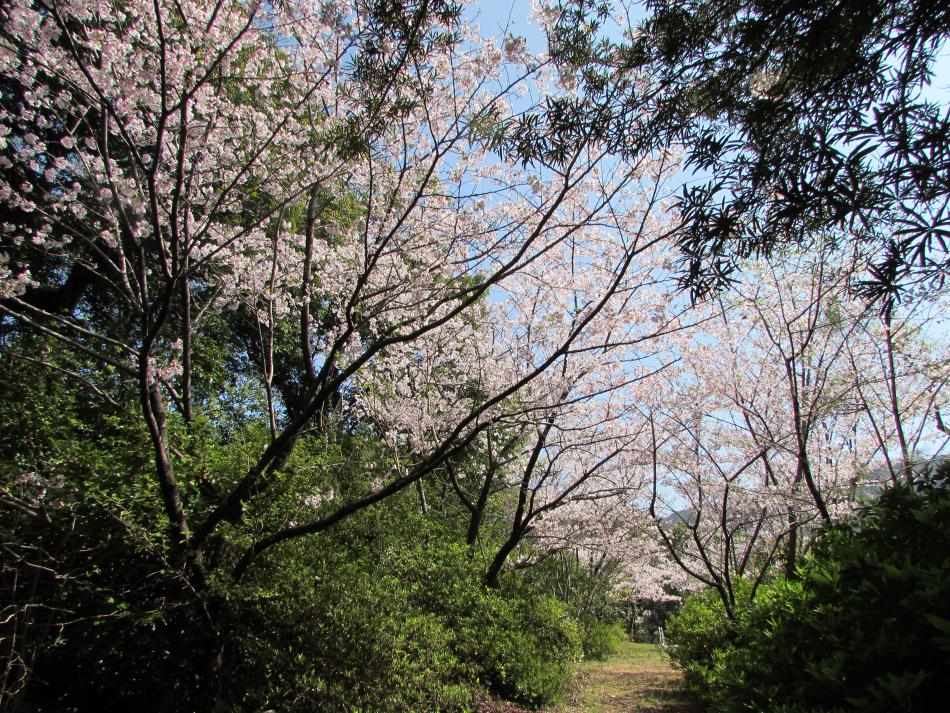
[467,0,546,50]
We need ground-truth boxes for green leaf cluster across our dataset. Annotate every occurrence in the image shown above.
[666,474,950,712]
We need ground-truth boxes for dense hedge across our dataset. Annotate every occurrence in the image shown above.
[666,476,950,713]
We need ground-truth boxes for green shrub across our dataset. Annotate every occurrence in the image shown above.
[221,555,474,712]
[207,510,583,712]
[1,366,582,712]
[664,585,736,696]
[667,479,950,713]
[582,621,626,661]
[474,591,582,707]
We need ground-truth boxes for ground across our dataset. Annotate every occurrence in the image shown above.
[547,641,702,713]
[475,641,701,713]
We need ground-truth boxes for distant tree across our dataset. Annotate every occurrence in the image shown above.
[643,247,948,613]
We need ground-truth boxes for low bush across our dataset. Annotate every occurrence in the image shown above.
[582,621,626,661]
[6,485,581,711]
[666,477,950,713]
[474,590,582,706]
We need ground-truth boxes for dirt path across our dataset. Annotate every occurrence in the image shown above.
[548,642,702,713]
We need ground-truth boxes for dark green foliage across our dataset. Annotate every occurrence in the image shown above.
[666,478,950,712]
[0,365,218,711]
[0,363,581,711]
[218,523,475,711]
[519,550,630,661]
[220,513,581,711]
[664,580,752,701]
[475,589,582,706]
[539,0,950,303]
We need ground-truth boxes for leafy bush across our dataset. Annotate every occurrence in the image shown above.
[516,549,627,663]
[666,478,950,713]
[582,621,626,661]
[4,463,578,711]
[190,509,582,712]
[1,361,583,711]
[664,586,736,695]
[474,590,581,707]
[221,550,473,712]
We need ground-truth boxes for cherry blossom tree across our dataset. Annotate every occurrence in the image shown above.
[418,230,693,587]
[250,147,689,581]
[643,248,949,612]
[0,0,689,584]
[844,299,950,484]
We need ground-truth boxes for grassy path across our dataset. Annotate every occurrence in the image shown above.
[548,641,702,713]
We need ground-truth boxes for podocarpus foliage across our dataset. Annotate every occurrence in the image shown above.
[542,0,950,303]
[666,468,950,713]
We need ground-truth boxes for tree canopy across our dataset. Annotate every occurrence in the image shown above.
[1,1,948,710]
[540,0,950,303]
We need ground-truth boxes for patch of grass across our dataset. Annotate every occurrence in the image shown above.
[549,642,703,713]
